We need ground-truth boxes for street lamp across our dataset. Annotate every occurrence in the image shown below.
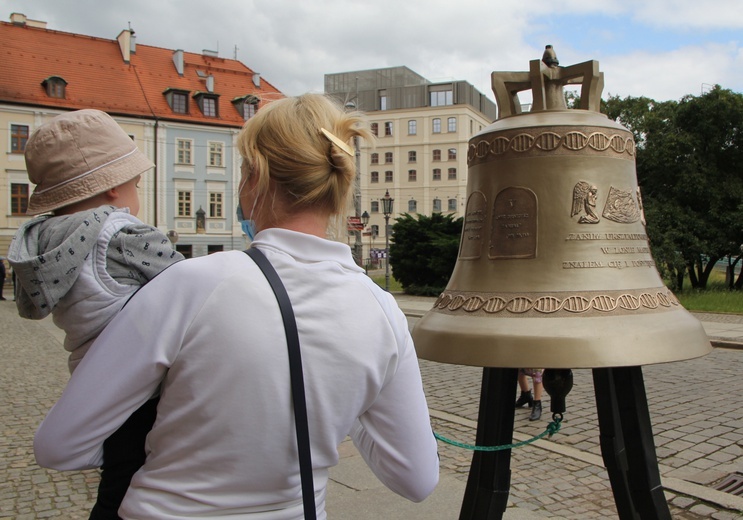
[381,189,394,291]
[166,230,179,250]
[361,210,370,271]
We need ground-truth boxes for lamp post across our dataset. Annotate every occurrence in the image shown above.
[381,190,394,291]
[361,210,370,271]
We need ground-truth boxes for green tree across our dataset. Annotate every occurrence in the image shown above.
[604,88,743,289]
[389,213,462,295]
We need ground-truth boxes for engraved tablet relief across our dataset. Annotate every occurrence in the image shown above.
[459,191,486,259]
[490,187,537,259]
[571,181,600,224]
[602,186,641,223]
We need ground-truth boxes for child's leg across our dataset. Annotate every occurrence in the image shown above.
[89,397,159,520]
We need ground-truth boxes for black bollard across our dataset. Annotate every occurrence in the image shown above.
[543,369,573,415]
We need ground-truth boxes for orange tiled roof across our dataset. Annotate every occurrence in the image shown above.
[0,21,284,127]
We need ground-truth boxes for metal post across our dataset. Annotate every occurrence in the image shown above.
[384,213,390,291]
[381,190,393,292]
[353,135,362,266]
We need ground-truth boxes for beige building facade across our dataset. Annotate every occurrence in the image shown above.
[325,66,497,265]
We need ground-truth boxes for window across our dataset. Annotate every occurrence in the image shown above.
[448,117,457,132]
[385,152,393,164]
[408,151,416,163]
[448,168,457,180]
[385,171,393,182]
[379,91,387,110]
[208,245,224,254]
[408,170,417,182]
[208,142,224,167]
[233,94,260,120]
[433,199,442,212]
[448,198,457,211]
[244,103,258,120]
[42,76,67,99]
[178,191,192,216]
[448,148,457,160]
[10,183,29,215]
[176,139,192,164]
[209,192,223,218]
[433,168,441,181]
[193,92,219,117]
[371,224,379,236]
[371,171,379,183]
[370,153,379,164]
[173,92,188,114]
[408,120,417,135]
[430,90,453,106]
[11,124,29,153]
[408,200,417,212]
[433,149,441,161]
[202,97,217,117]
[371,123,378,136]
[432,118,441,133]
[176,244,193,259]
[371,201,379,213]
[384,122,393,136]
[165,88,190,114]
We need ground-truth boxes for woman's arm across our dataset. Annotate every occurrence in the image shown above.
[350,325,439,502]
[34,277,184,470]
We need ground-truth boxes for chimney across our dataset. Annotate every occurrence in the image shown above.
[10,13,47,28]
[173,50,184,76]
[117,29,132,63]
[252,72,261,88]
[130,33,137,54]
[203,49,218,58]
[206,75,215,93]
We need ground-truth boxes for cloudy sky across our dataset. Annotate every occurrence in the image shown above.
[6,0,743,104]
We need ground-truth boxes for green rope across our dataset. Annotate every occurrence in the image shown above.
[434,414,563,451]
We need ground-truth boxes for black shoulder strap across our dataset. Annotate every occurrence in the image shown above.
[245,248,316,519]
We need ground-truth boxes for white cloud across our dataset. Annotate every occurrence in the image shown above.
[603,42,743,100]
[4,0,742,103]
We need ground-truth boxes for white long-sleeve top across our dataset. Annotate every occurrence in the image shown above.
[34,228,439,519]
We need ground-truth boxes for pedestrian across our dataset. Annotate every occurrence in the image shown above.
[515,368,545,421]
[8,109,184,519]
[0,257,6,300]
[33,93,440,519]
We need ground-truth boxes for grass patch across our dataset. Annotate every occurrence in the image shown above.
[673,270,743,313]
[369,274,403,292]
[675,288,743,314]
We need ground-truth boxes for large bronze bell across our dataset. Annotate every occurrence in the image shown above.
[412,46,712,368]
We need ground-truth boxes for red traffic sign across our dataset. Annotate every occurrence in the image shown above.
[347,216,364,231]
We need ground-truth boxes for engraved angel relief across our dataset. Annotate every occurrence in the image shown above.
[602,186,641,223]
[571,181,600,224]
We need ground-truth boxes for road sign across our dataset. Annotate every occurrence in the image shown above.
[347,216,364,231]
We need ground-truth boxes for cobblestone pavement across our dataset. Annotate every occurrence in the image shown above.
[2,299,743,519]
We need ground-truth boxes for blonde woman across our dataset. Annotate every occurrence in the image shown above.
[34,94,439,519]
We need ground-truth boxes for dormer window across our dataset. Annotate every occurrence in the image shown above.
[232,94,260,121]
[42,76,67,99]
[193,92,220,117]
[163,88,190,114]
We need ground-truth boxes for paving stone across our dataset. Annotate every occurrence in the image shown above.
[4,301,743,518]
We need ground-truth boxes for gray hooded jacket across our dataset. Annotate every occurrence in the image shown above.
[8,205,183,371]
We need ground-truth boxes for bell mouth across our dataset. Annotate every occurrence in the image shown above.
[412,307,712,369]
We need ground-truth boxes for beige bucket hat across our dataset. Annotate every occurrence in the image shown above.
[25,109,155,215]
